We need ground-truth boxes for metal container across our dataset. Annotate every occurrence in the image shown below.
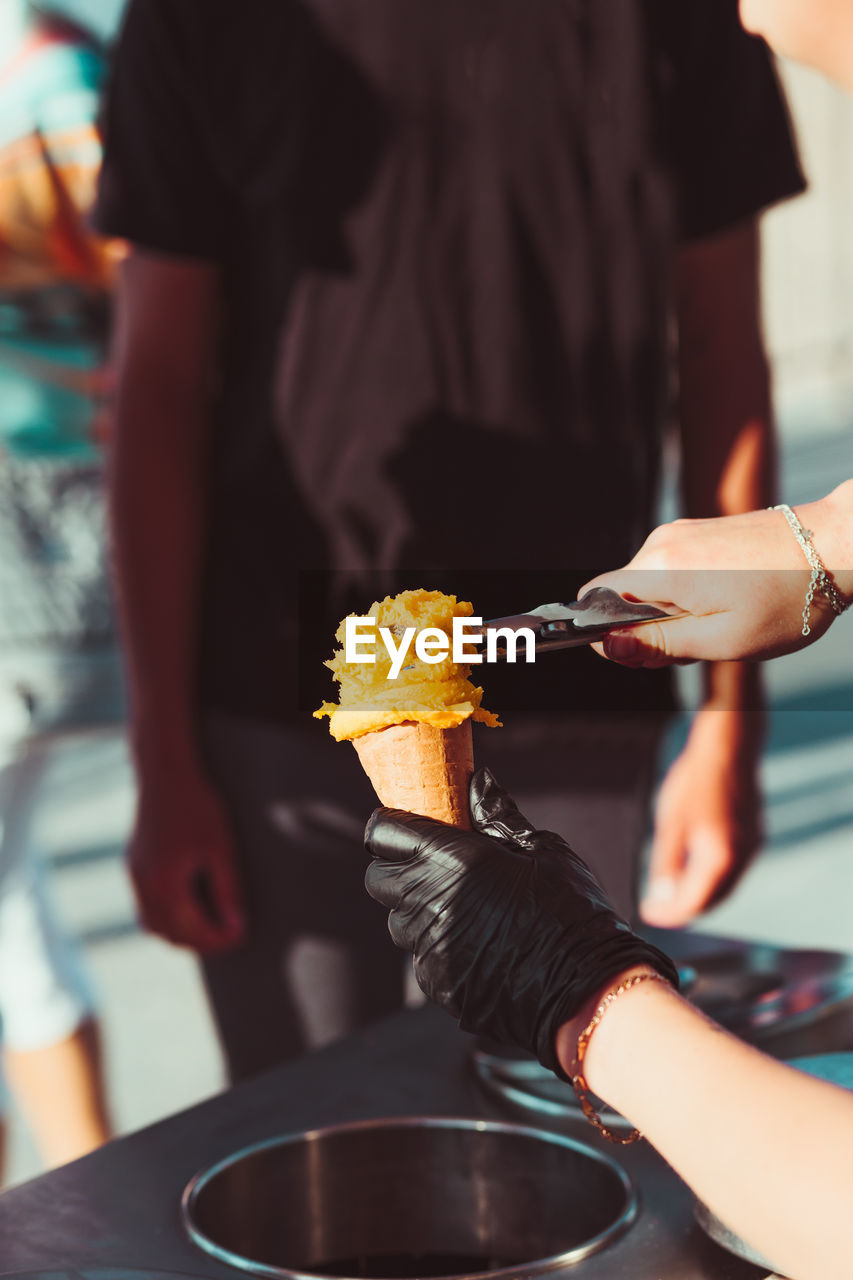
[182,1116,638,1279]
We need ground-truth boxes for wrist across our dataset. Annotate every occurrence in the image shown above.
[701,649,764,716]
[803,482,853,601]
[554,964,656,1078]
[131,717,202,783]
[555,966,681,1108]
[689,700,765,756]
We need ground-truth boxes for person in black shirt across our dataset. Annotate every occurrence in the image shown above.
[95,0,803,1079]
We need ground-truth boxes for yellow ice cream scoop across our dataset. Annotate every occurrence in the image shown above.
[314,588,500,828]
[314,588,500,742]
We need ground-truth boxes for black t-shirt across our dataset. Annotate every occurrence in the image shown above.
[94,0,803,722]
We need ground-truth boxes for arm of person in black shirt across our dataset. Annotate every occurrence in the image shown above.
[111,249,246,953]
[642,219,770,927]
[741,0,853,91]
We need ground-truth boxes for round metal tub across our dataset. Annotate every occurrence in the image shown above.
[182,1116,637,1279]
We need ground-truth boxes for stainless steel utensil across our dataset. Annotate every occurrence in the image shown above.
[480,586,683,656]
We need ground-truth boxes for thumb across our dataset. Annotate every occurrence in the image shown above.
[603,621,678,668]
[469,767,538,847]
[641,811,688,927]
[595,617,716,668]
[667,826,734,922]
[364,808,468,913]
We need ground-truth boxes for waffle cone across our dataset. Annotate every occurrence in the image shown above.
[353,720,474,828]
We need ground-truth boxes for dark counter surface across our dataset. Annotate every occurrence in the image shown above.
[0,1002,774,1280]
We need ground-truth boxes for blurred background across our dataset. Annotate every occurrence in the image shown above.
[1,1,852,1186]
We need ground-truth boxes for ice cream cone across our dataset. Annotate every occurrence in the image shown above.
[353,719,474,828]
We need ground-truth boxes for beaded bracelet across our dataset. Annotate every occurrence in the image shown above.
[571,970,673,1146]
[770,503,850,637]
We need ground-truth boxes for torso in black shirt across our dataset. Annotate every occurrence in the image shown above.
[95,0,803,721]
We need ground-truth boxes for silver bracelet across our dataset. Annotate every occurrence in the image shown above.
[770,503,849,636]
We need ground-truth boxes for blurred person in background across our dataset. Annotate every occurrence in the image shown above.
[95,0,802,1082]
[0,0,117,1178]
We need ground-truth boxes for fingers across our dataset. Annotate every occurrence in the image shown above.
[577,568,632,600]
[591,616,723,668]
[578,567,679,608]
[364,808,502,907]
[137,880,242,953]
[364,796,534,940]
[364,856,410,909]
[468,767,538,847]
[364,776,541,869]
[365,772,540,856]
[578,567,709,667]
[364,807,454,861]
[640,807,688,927]
[595,622,678,668]
[364,807,461,911]
[206,846,248,947]
[135,876,234,953]
[130,844,247,954]
[386,907,414,952]
[641,825,732,928]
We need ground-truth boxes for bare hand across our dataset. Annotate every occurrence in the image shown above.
[128,764,247,953]
[581,485,853,668]
[643,708,763,927]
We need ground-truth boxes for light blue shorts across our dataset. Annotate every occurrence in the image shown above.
[0,648,123,1059]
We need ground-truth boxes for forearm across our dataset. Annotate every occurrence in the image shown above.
[677,219,776,521]
[679,352,776,519]
[557,981,853,1280]
[109,375,209,772]
[109,253,221,775]
[678,219,775,711]
[689,410,770,710]
[700,656,764,721]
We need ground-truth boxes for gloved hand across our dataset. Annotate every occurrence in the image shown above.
[365,768,679,1076]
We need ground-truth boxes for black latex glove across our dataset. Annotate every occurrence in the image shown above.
[365,768,679,1077]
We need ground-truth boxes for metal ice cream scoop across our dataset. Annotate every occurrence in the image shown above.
[480,586,685,656]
